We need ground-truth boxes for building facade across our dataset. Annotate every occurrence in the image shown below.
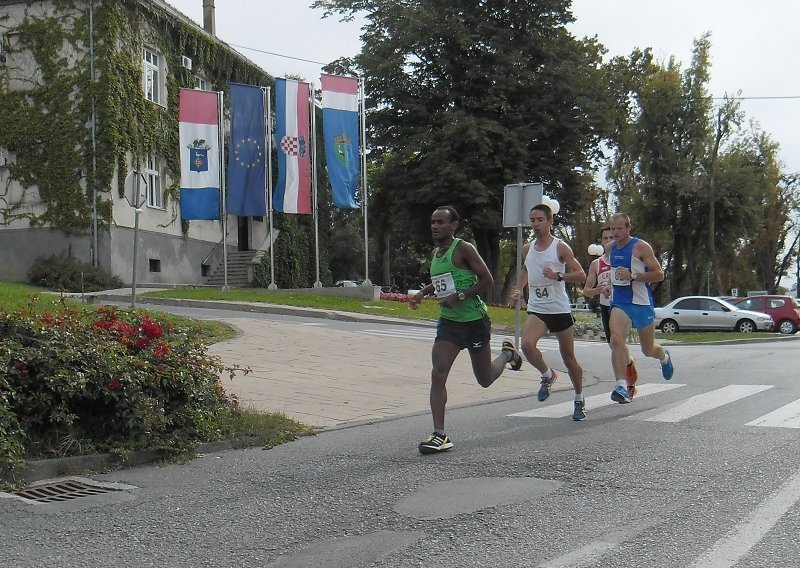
[0,0,273,285]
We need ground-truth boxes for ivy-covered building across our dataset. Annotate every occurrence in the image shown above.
[0,0,273,285]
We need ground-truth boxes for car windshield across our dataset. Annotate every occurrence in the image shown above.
[716,298,740,310]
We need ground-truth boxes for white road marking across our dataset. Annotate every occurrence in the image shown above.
[537,541,617,568]
[537,513,667,567]
[746,398,800,428]
[637,385,772,423]
[690,467,800,568]
[507,383,685,418]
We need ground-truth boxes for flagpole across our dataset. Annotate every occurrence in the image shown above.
[218,90,229,292]
[266,85,277,290]
[359,77,372,286]
[311,83,322,288]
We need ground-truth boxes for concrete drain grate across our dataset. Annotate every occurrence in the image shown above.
[11,478,125,504]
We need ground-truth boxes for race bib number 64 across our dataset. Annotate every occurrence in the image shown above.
[531,284,554,302]
[431,272,457,298]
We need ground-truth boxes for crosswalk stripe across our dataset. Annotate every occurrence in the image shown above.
[690,467,800,567]
[745,398,800,429]
[632,384,773,423]
[507,383,685,418]
[537,541,616,567]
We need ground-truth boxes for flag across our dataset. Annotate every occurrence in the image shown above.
[227,83,267,216]
[320,74,361,209]
[274,78,312,214]
[179,88,221,220]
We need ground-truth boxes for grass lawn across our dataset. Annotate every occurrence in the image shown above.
[655,331,781,343]
[144,286,602,331]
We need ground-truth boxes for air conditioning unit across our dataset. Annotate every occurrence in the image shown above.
[181,55,192,70]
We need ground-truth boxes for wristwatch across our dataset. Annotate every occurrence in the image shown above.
[556,272,563,281]
[457,291,466,301]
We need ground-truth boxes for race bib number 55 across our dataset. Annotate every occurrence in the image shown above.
[432,272,457,298]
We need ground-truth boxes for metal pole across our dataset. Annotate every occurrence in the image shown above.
[131,171,142,309]
[359,77,372,286]
[219,90,229,291]
[266,86,277,290]
[514,185,525,347]
[311,84,322,288]
[89,0,98,267]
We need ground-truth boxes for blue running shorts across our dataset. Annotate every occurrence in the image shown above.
[611,303,655,330]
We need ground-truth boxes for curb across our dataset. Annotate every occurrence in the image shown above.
[90,294,438,329]
[16,439,274,485]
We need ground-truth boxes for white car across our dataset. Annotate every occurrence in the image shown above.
[654,296,774,333]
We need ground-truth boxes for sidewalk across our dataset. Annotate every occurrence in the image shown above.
[90,290,578,429]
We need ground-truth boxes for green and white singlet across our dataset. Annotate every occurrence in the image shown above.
[430,238,488,322]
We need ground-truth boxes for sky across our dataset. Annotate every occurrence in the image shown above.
[165,0,800,174]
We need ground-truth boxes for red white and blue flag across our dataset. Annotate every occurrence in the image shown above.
[320,74,361,209]
[274,78,312,214]
[179,88,221,220]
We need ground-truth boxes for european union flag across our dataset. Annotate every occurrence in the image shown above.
[227,83,267,216]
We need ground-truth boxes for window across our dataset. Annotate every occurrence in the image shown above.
[144,155,163,209]
[148,259,161,273]
[194,76,208,91]
[738,298,762,311]
[143,48,162,104]
[769,298,785,309]
[700,299,725,312]
[674,298,701,310]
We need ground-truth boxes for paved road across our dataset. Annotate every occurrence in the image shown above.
[2,298,799,567]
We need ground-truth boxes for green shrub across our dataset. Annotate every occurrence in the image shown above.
[27,255,124,293]
[0,303,247,485]
[0,368,26,482]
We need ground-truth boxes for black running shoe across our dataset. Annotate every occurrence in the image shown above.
[572,400,587,421]
[537,369,557,402]
[502,340,523,371]
[418,432,454,454]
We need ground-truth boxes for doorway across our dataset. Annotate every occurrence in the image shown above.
[237,217,250,251]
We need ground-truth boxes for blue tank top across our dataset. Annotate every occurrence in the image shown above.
[610,237,653,306]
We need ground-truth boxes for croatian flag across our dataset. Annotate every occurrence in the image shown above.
[320,74,361,209]
[179,88,221,220]
[274,78,312,214]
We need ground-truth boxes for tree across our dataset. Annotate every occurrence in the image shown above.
[605,34,799,299]
[314,0,611,299]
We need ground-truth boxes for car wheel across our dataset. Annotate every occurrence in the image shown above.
[737,319,755,333]
[660,319,678,334]
[778,319,797,335]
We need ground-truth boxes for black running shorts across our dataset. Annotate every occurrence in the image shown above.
[527,311,575,333]
[435,315,491,354]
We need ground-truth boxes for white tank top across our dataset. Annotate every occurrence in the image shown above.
[597,256,611,307]
[525,237,571,314]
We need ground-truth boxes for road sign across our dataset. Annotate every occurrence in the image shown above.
[502,182,543,227]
